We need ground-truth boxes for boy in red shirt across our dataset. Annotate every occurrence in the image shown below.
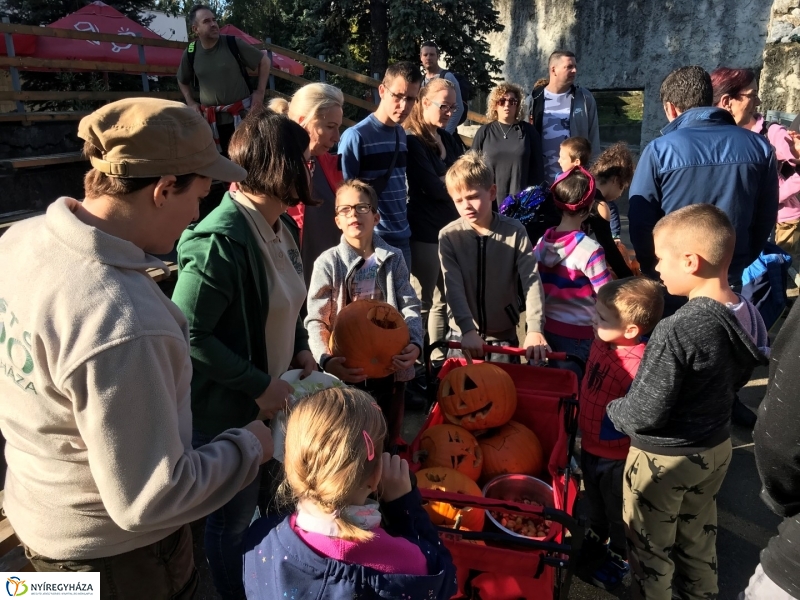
[578,277,664,590]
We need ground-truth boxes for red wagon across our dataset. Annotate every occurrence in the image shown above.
[404,343,584,600]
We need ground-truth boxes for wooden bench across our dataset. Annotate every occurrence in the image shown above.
[0,151,86,176]
[0,491,33,572]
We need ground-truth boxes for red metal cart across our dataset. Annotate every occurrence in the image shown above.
[404,343,583,600]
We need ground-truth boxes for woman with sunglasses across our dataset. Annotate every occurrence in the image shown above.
[171,108,318,600]
[712,67,800,269]
[472,82,544,207]
[403,77,464,368]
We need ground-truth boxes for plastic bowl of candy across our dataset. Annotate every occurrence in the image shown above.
[482,474,558,541]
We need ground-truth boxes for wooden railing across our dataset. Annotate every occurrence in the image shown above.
[0,21,490,130]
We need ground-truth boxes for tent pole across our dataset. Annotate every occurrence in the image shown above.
[2,16,25,114]
[136,34,149,93]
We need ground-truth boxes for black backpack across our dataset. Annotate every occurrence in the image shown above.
[187,35,253,94]
[440,69,473,126]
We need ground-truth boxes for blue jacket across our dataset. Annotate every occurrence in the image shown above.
[628,107,779,286]
[243,489,458,600]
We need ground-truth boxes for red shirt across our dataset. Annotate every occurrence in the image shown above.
[579,339,646,460]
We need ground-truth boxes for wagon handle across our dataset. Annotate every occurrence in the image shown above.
[441,341,568,361]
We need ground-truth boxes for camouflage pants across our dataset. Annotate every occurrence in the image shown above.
[623,440,732,600]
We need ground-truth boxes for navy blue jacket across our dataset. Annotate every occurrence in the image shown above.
[628,107,779,287]
[243,488,458,599]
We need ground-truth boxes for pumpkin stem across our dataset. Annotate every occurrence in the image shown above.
[454,513,463,530]
[463,352,474,366]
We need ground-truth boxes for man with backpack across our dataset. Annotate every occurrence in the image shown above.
[420,41,467,135]
[177,4,270,156]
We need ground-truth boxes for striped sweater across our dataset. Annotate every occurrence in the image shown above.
[338,114,410,244]
[533,227,612,338]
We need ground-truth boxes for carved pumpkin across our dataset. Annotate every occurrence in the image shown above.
[438,362,517,431]
[416,424,484,481]
[330,299,409,379]
[479,421,544,481]
[417,467,485,531]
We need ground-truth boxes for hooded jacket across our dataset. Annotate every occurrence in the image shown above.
[243,489,458,600]
[173,192,310,436]
[753,299,800,597]
[533,228,612,339]
[607,297,769,454]
[628,107,779,287]
[305,233,423,382]
[525,83,601,172]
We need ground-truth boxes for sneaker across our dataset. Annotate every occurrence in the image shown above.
[590,549,629,592]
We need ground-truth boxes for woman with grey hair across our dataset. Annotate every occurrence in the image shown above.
[285,83,345,284]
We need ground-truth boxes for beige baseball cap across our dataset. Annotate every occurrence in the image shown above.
[77,97,247,182]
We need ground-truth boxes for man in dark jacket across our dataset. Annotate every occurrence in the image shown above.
[743,300,800,599]
[628,66,778,289]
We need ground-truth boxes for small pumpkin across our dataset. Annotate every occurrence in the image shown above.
[416,424,483,481]
[438,362,517,431]
[416,467,485,531]
[330,299,409,379]
[479,421,544,481]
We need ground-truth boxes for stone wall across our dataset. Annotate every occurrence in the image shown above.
[760,0,800,116]
[487,0,773,145]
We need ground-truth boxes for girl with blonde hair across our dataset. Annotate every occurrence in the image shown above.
[243,387,457,599]
[286,82,346,284]
[404,77,464,366]
[472,82,544,206]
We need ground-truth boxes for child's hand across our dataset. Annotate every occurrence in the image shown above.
[255,378,293,419]
[461,330,485,359]
[523,331,551,364]
[392,344,420,370]
[380,453,412,503]
[323,356,367,383]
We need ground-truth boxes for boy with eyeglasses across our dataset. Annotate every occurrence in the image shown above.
[338,61,423,271]
[305,179,423,448]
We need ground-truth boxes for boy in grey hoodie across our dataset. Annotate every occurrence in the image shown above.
[607,204,770,600]
[305,179,423,447]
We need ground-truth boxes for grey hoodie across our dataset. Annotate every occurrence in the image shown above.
[606,296,769,454]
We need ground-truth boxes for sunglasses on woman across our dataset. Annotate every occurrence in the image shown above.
[497,97,519,107]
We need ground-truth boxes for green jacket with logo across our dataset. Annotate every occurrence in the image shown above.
[172,192,309,437]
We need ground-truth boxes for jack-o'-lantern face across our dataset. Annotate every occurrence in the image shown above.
[437,363,517,431]
[416,424,483,481]
[416,467,485,531]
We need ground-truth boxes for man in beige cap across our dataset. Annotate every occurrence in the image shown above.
[0,98,273,598]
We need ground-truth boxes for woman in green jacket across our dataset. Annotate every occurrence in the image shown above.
[172,109,317,600]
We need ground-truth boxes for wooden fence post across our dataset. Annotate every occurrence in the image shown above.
[135,34,149,93]
[2,17,25,114]
[318,55,326,83]
[372,72,380,105]
[265,38,275,91]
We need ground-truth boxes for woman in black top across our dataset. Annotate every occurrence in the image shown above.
[405,77,464,357]
[472,82,544,207]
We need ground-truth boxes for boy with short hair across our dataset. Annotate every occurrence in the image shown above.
[305,179,423,446]
[558,136,592,174]
[578,277,664,591]
[439,151,548,363]
[338,61,423,270]
[607,204,770,600]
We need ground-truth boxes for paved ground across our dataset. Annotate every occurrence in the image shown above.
[192,195,786,599]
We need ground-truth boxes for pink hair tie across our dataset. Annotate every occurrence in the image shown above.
[550,165,596,213]
[362,430,375,461]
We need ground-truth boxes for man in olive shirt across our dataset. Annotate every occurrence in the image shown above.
[177,4,270,156]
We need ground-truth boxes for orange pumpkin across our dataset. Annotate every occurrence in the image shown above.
[416,467,485,531]
[330,299,409,379]
[479,421,544,481]
[438,362,517,431]
[416,424,483,481]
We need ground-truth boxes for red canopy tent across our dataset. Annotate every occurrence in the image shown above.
[28,2,183,69]
[219,24,304,76]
